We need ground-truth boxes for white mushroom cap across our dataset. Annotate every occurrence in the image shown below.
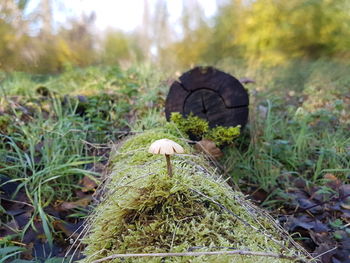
[148,139,184,155]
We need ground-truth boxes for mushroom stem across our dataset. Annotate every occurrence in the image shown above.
[165,154,172,177]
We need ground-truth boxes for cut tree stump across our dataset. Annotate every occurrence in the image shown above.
[165,67,249,128]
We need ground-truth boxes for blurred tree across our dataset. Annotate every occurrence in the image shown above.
[0,0,32,70]
[2,0,350,72]
[39,0,53,36]
[101,30,144,66]
[166,0,350,66]
[33,13,98,73]
[181,0,206,36]
[210,0,350,63]
[160,0,211,68]
[153,0,171,53]
[237,0,350,62]
[166,23,212,68]
[205,0,245,63]
[139,0,152,59]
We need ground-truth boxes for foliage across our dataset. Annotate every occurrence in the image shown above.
[0,1,145,73]
[165,0,350,67]
[1,0,350,72]
[101,30,144,65]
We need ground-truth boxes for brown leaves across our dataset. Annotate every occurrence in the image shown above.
[280,174,350,262]
[80,175,98,193]
[195,139,223,159]
[54,176,98,211]
[55,196,92,212]
[53,220,84,240]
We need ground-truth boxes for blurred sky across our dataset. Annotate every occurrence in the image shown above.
[27,0,218,32]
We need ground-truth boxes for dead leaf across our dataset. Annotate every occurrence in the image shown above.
[324,173,342,190]
[79,176,98,192]
[285,214,330,232]
[53,220,84,239]
[195,139,223,159]
[56,196,92,211]
[250,188,268,203]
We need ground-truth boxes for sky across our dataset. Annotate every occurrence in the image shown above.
[27,0,218,32]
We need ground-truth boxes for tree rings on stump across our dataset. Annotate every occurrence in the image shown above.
[165,66,249,128]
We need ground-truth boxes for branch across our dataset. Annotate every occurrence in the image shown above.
[91,250,302,263]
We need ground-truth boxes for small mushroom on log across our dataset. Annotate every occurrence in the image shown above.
[148,139,184,177]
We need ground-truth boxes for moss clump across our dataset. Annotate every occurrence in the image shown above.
[170,112,240,146]
[80,129,311,263]
[207,125,241,146]
[170,112,209,138]
[0,114,12,134]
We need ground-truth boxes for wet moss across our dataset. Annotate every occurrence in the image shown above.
[170,112,240,146]
[207,126,241,146]
[81,129,310,263]
[170,112,209,139]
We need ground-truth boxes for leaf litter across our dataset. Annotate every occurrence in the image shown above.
[275,174,350,263]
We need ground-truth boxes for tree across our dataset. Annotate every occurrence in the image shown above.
[0,0,32,70]
[213,0,350,63]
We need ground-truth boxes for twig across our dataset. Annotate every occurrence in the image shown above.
[0,197,34,208]
[312,246,337,259]
[91,250,301,263]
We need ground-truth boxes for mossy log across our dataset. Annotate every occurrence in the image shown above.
[79,128,312,263]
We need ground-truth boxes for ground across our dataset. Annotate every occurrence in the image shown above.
[0,60,349,262]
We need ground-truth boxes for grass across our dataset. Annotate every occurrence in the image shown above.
[0,59,349,261]
[224,97,349,200]
[0,64,168,262]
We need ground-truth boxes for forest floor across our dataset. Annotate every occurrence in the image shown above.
[0,60,350,263]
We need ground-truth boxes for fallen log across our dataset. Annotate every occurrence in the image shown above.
[76,128,313,263]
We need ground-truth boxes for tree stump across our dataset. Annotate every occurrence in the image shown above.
[165,67,249,128]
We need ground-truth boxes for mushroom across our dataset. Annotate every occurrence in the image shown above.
[148,139,184,177]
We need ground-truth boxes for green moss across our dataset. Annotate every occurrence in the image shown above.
[207,126,241,146]
[170,112,209,138]
[170,112,240,146]
[0,114,11,133]
[80,129,310,263]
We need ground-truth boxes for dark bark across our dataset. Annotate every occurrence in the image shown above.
[165,66,249,128]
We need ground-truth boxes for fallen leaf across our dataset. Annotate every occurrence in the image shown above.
[79,176,98,193]
[56,197,92,211]
[310,231,335,246]
[285,214,330,232]
[53,220,84,239]
[195,139,223,159]
[249,188,268,203]
[324,173,342,190]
